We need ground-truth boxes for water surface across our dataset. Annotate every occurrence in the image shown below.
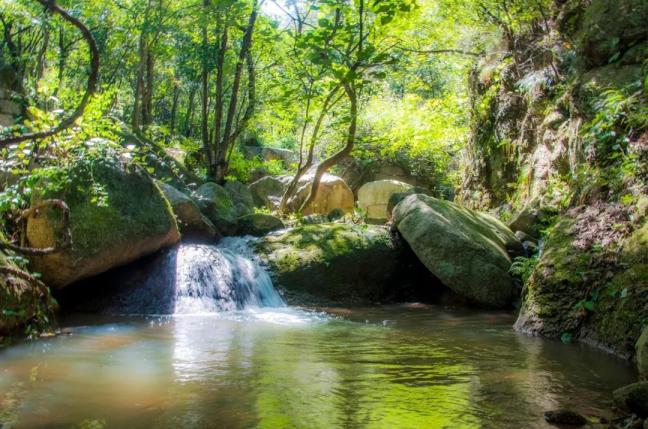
[0,306,635,428]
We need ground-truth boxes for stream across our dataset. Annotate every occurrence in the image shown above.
[0,240,637,428]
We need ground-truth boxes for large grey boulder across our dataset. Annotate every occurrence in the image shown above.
[158,182,218,241]
[248,175,292,210]
[194,182,238,234]
[393,194,522,308]
[224,180,255,217]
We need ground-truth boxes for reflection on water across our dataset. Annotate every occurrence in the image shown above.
[0,306,636,428]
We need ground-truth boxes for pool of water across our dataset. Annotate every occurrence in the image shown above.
[0,305,636,428]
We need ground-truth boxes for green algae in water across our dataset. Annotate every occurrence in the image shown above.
[0,306,635,428]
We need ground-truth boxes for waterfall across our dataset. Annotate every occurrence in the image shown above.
[82,238,285,315]
[174,238,285,314]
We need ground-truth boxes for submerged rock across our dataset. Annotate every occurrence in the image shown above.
[253,223,440,305]
[544,409,587,426]
[237,214,285,237]
[195,182,238,234]
[26,154,180,288]
[158,182,218,241]
[393,194,522,308]
[357,180,413,221]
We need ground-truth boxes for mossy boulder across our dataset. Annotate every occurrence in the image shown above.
[253,223,439,305]
[237,214,285,237]
[26,155,180,288]
[515,215,648,358]
[224,180,255,217]
[0,248,56,337]
[195,182,238,234]
[158,182,218,241]
[393,194,522,308]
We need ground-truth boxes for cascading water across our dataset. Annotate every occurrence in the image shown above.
[81,238,285,315]
[174,238,285,314]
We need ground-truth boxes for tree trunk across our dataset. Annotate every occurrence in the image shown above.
[298,83,357,213]
[200,0,212,172]
[170,80,179,135]
[214,0,259,181]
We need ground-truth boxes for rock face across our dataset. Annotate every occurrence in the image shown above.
[288,173,354,215]
[26,155,180,288]
[249,175,291,210]
[254,223,440,305]
[393,194,521,308]
[195,182,239,234]
[515,208,648,357]
[638,327,648,380]
[357,180,413,221]
[158,182,218,241]
[237,214,285,237]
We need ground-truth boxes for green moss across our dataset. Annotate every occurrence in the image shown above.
[32,156,176,258]
[254,223,416,305]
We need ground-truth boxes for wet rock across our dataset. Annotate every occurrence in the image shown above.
[393,194,522,308]
[237,214,284,237]
[544,409,587,426]
[26,153,180,288]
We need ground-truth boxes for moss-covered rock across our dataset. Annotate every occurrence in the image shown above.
[237,214,284,237]
[26,154,180,288]
[195,182,238,234]
[254,223,439,305]
[158,182,218,241]
[515,212,648,358]
[0,249,56,337]
[393,194,522,308]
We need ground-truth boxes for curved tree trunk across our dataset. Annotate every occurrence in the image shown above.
[298,82,357,213]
